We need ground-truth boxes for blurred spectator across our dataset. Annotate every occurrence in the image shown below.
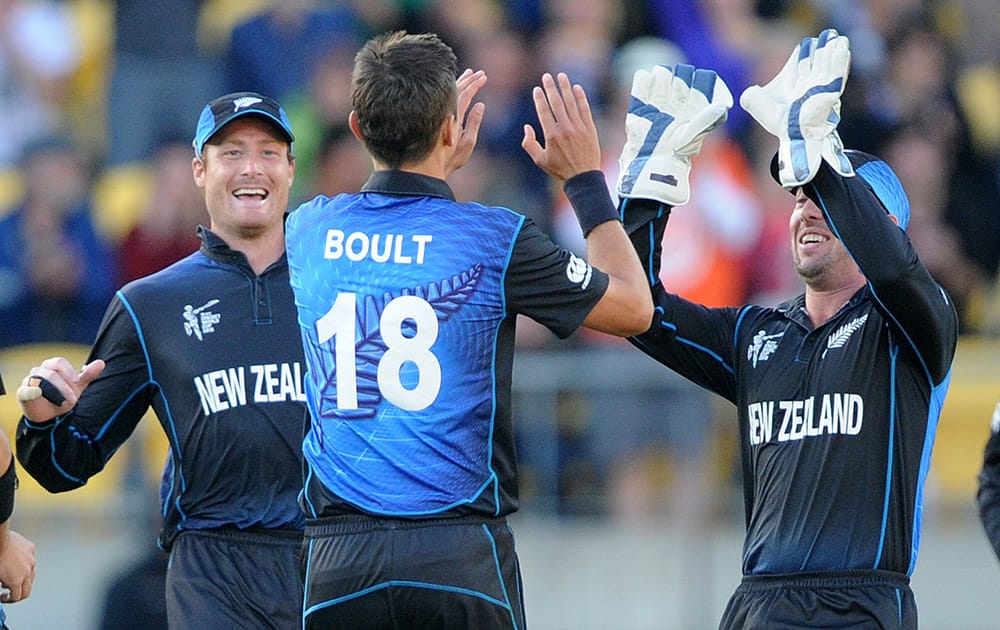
[223,0,365,102]
[882,122,990,333]
[117,139,205,284]
[281,41,360,204]
[641,0,759,142]
[307,123,371,200]
[105,0,220,166]
[875,17,1000,332]
[537,0,621,111]
[451,27,552,230]
[0,0,81,168]
[0,136,118,347]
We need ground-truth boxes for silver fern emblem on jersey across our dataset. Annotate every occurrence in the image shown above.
[823,313,868,358]
[747,330,783,368]
[232,96,262,111]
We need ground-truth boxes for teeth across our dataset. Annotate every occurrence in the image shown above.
[801,234,826,244]
[234,187,267,197]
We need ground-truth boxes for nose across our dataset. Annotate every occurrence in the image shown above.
[796,196,824,223]
[242,151,264,176]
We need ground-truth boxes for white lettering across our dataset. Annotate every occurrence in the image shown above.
[196,363,306,413]
[412,235,432,264]
[846,394,863,435]
[194,375,217,414]
[803,396,817,437]
[777,401,793,441]
[346,232,369,261]
[751,393,863,445]
[323,230,432,264]
[819,394,834,435]
[224,367,247,407]
[748,401,775,445]
[324,229,344,259]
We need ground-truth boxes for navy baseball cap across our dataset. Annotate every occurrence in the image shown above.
[192,92,295,157]
[770,150,910,230]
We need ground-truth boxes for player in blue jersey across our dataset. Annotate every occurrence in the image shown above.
[0,375,35,629]
[14,93,306,629]
[285,31,653,629]
[616,30,958,627]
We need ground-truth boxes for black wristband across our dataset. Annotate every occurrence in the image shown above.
[0,454,16,524]
[563,170,620,237]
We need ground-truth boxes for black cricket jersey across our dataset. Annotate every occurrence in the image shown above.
[977,401,1000,561]
[286,170,609,520]
[16,228,307,550]
[623,163,958,577]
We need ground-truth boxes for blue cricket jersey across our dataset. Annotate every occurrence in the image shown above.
[286,170,609,519]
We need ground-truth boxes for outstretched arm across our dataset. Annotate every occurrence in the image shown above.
[522,72,652,336]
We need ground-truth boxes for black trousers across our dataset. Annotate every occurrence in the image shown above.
[303,514,526,629]
[719,569,917,629]
[166,528,303,629]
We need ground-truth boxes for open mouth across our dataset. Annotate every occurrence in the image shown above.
[799,232,828,245]
[234,187,269,200]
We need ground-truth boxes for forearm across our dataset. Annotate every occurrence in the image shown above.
[16,415,103,492]
[620,197,670,287]
[808,164,958,378]
[564,171,652,335]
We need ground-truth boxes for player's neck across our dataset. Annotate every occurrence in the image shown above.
[393,147,450,181]
[216,226,286,276]
[803,280,865,327]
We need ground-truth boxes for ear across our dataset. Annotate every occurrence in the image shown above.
[440,114,457,147]
[348,111,363,141]
[887,213,900,228]
[192,156,206,189]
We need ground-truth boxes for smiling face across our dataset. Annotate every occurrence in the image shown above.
[192,117,295,242]
[789,188,863,291]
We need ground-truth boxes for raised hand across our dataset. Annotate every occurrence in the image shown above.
[444,68,487,177]
[521,72,602,183]
[616,63,732,207]
[17,357,106,422]
[740,28,853,188]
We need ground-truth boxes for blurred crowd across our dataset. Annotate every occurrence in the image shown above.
[0,0,997,523]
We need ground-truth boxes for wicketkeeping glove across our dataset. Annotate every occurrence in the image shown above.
[616,63,733,207]
[740,28,854,188]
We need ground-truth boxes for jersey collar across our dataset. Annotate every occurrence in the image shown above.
[360,169,456,201]
[777,286,872,329]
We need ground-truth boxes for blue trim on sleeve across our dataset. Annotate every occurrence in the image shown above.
[118,291,189,525]
[655,306,735,375]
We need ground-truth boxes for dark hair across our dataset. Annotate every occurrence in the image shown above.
[351,31,458,168]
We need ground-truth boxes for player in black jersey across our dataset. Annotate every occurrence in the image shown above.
[13,93,306,629]
[977,401,1000,560]
[287,31,652,629]
[0,374,35,629]
[616,30,958,628]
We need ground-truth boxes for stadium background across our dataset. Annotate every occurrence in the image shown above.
[0,1,998,628]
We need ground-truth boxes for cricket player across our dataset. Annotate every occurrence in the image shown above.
[617,29,958,627]
[14,92,306,629]
[286,31,652,629]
